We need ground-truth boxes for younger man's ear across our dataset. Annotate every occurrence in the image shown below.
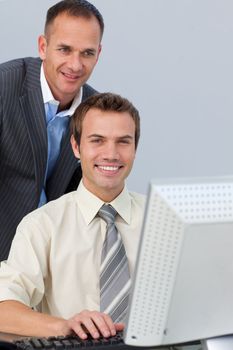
[70,135,80,159]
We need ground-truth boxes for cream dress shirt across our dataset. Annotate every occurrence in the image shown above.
[0,182,145,319]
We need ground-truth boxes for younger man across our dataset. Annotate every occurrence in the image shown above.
[0,93,145,339]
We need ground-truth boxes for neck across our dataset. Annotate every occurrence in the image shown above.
[82,181,124,203]
[57,100,73,112]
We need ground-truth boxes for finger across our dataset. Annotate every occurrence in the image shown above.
[102,313,117,336]
[69,321,88,340]
[87,312,112,338]
[69,311,100,339]
[115,322,125,331]
[80,317,101,339]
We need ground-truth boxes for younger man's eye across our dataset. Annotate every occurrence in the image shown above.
[91,139,101,143]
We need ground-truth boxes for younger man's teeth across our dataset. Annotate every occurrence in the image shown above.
[99,166,118,171]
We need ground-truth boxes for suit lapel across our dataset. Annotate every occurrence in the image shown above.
[20,58,47,196]
[46,119,77,199]
[47,84,98,198]
[47,84,97,198]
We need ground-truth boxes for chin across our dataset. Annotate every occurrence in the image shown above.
[101,182,123,193]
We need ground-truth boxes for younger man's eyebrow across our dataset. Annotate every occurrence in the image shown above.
[87,134,134,139]
[88,134,104,138]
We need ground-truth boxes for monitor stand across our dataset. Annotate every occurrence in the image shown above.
[201,335,233,350]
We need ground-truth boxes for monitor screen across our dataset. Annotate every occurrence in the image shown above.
[124,176,233,347]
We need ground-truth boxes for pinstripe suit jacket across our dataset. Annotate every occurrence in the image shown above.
[0,57,97,261]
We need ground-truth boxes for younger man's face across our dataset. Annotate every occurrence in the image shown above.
[71,108,136,202]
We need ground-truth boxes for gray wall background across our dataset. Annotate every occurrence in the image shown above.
[1,0,233,194]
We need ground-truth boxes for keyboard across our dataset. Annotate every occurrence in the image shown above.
[13,331,155,350]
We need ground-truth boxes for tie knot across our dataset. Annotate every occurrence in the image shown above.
[47,102,58,120]
[98,204,117,225]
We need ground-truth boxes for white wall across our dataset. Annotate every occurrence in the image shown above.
[1,0,233,194]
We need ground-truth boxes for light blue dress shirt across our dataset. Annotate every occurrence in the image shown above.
[38,64,82,207]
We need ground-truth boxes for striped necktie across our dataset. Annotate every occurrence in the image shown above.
[99,204,131,323]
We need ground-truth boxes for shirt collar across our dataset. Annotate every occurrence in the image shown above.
[40,64,83,117]
[76,181,132,225]
[110,187,131,224]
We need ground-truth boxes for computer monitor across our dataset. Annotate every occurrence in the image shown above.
[124,176,233,347]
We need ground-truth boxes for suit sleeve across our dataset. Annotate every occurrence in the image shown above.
[0,94,2,137]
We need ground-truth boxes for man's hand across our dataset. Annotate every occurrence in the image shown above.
[64,310,124,339]
[0,302,124,339]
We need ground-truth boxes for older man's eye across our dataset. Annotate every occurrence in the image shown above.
[83,50,95,57]
[118,138,133,144]
[57,47,70,53]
